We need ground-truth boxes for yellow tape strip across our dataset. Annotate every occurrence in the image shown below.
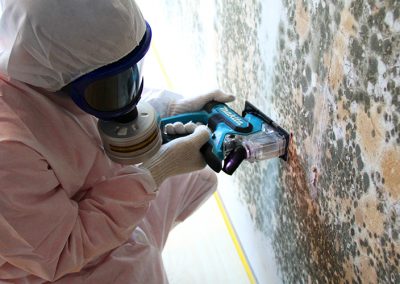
[213,191,257,284]
[151,45,174,89]
[153,42,256,284]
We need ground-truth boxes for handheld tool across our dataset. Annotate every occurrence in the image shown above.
[160,101,290,175]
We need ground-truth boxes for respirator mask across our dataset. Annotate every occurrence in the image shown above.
[64,22,162,164]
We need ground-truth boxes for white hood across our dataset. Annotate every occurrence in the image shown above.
[0,0,146,91]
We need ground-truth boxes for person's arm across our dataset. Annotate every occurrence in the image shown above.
[143,88,235,118]
[0,141,155,281]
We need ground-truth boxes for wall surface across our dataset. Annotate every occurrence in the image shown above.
[139,0,399,283]
[215,0,399,283]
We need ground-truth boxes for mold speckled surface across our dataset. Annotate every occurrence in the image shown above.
[140,0,399,282]
[214,0,399,283]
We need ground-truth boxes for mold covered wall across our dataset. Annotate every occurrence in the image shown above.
[214,0,399,283]
[137,0,399,282]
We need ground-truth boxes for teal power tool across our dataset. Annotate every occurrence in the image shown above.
[160,101,290,175]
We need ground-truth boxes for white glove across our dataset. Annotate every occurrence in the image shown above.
[140,125,211,187]
[143,88,183,118]
[163,89,235,135]
[167,89,235,116]
[164,121,202,135]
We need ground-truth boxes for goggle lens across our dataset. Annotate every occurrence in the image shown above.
[83,65,140,112]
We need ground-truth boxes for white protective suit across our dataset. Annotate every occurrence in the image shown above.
[0,0,223,283]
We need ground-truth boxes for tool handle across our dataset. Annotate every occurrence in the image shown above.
[160,111,223,172]
[162,131,222,173]
[200,141,222,173]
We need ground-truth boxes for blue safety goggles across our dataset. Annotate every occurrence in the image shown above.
[64,22,152,120]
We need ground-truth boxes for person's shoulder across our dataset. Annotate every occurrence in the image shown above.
[0,81,37,146]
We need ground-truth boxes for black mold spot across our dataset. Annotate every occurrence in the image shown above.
[337,138,344,157]
[355,144,361,156]
[301,75,308,92]
[360,25,369,43]
[393,114,398,129]
[287,28,296,41]
[351,113,357,123]
[350,38,364,65]
[363,172,370,191]
[351,129,357,140]
[350,0,364,21]
[375,7,387,31]
[370,34,381,53]
[334,10,341,26]
[353,91,371,112]
[304,92,315,109]
[382,39,392,56]
[279,38,286,50]
[331,130,336,141]
[306,65,312,83]
[377,202,384,213]
[357,156,364,171]
[303,39,310,54]
[394,7,400,21]
[386,130,391,139]
[295,48,301,60]
[367,57,378,84]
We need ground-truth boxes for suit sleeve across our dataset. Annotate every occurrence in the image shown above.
[0,141,155,281]
[142,88,183,118]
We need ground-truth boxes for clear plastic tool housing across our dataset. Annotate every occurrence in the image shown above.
[242,123,287,162]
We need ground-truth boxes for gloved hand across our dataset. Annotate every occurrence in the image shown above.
[164,121,202,135]
[140,125,211,187]
[167,89,235,116]
[163,89,235,135]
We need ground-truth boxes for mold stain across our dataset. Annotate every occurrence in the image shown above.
[356,106,385,164]
[354,195,385,235]
[274,140,344,282]
[326,9,358,93]
[269,0,399,282]
[295,0,310,43]
[358,256,378,284]
[311,166,318,187]
[213,0,400,282]
[381,148,400,200]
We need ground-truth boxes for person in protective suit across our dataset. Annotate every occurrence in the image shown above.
[0,0,234,283]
